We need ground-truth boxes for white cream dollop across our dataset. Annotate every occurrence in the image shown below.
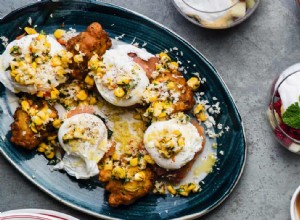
[55,113,109,179]
[275,63,300,111]
[144,119,203,170]
[95,44,152,107]
[174,0,233,22]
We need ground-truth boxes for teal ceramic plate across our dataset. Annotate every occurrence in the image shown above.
[0,0,246,219]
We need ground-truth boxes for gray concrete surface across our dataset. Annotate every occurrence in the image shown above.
[0,0,300,219]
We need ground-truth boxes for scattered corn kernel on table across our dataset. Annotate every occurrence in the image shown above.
[0,0,300,219]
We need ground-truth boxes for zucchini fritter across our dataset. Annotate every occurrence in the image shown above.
[10,97,58,150]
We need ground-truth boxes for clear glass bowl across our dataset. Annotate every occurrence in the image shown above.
[267,64,300,154]
[172,0,260,29]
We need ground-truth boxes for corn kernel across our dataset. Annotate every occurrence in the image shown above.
[167,81,176,90]
[84,75,94,86]
[31,62,37,69]
[56,66,65,75]
[45,150,55,159]
[149,95,157,102]
[159,52,171,63]
[194,104,203,114]
[35,57,43,64]
[50,88,59,99]
[179,191,189,197]
[104,159,113,170]
[51,56,62,67]
[53,119,62,129]
[36,34,46,41]
[187,77,200,90]
[36,91,44,98]
[54,29,65,39]
[89,96,97,105]
[44,41,51,48]
[112,166,126,179]
[144,155,155,164]
[172,130,181,136]
[197,112,207,122]
[168,62,179,71]
[37,110,47,121]
[24,27,37,35]
[130,158,139,167]
[158,111,167,118]
[114,87,125,98]
[32,115,43,126]
[134,171,146,181]
[167,185,176,195]
[37,142,48,153]
[76,90,88,101]
[30,123,38,133]
[74,54,84,63]
[21,100,30,112]
[47,134,57,141]
[178,137,185,147]
[187,184,196,192]
[112,152,119,161]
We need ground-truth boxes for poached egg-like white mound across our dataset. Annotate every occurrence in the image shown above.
[55,113,109,179]
[144,119,203,170]
[0,34,65,94]
[95,44,152,107]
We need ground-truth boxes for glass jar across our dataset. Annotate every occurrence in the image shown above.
[267,64,300,154]
[172,0,260,29]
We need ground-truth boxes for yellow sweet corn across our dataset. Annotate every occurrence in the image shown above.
[130,158,138,167]
[187,77,200,90]
[53,29,65,39]
[50,88,59,99]
[45,150,55,159]
[197,112,207,122]
[37,142,48,153]
[76,90,88,101]
[84,75,94,86]
[144,155,155,165]
[134,171,146,181]
[114,87,125,98]
[167,81,176,90]
[51,56,62,67]
[53,119,62,129]
[193,104,203,114]
[24,27,37,35]
[112,166,126,179]
[167,185,176,195]
[89,96,97,105]
[32,115,43,126]
[21,100,30,112]
[74,54,84,63]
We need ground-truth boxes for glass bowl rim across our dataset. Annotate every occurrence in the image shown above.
[271,70,300,144]
[181,0,240,13]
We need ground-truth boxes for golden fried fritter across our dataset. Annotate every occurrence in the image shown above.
[66,22,112,79]
[10,108,42,150]
[105,168,155,207]
[99,146,155,207]
[155,71,195,113]
[10,98,58,150]
[151,120,205,184]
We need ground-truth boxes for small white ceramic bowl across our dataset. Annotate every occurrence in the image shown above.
[291,185,300,220]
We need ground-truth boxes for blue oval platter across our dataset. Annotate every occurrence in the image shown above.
[0,0,246,219]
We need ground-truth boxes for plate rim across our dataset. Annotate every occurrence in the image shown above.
[0,0,247,219]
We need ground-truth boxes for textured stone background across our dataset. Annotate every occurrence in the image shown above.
[0,0,300,219]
